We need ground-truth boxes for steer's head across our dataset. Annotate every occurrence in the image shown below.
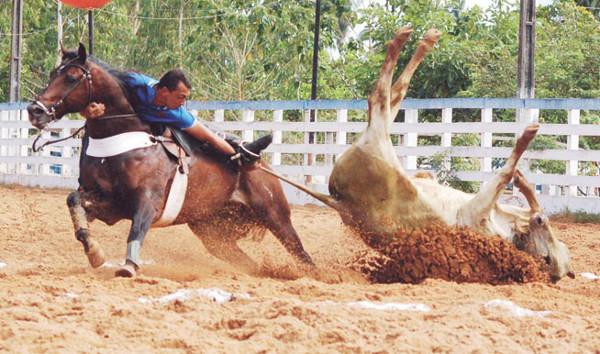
[523,213,574,282]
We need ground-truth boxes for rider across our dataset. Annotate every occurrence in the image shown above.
[80,69,269,163]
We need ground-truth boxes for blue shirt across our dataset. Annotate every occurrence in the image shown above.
[122,72,196,129]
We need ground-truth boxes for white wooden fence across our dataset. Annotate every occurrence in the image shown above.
[1,98,599,213]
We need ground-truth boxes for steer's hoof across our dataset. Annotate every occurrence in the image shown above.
[115,263,137,278]
[423,28,442,44]
[395,27,413,40]
[86,240,106,268]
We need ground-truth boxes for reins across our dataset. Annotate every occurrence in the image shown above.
[31,54,141,152]
[31,113,140,152]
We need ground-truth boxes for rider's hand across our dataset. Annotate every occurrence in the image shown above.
[79,102,105,119]
[230,142,261,166]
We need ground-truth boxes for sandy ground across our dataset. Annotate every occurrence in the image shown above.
[0,185,599,353]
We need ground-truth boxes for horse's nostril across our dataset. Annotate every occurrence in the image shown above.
[544,256,551,265]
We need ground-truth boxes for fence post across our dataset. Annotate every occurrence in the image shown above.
[272,110,283,166]
[39,130,51,176]
[404,109,418,170]
[7,110,17,174]
[189,109,198,120]
[19,109,29,175]
[441,108,452,171]
[481,108,493,173]
[213,109,224,123]
[0,110,8,174]
[325,132,334,166]
[61,127,72,177]
[336,109,347,152]
[241,110,254,142]
[303,109,314,183]
[567,109,580,197]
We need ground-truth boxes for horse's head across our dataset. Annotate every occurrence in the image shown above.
[525,213,575,282]
[28,43,93,130]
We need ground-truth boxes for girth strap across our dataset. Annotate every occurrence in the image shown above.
[86,132,156,157]
[152,166,188,227]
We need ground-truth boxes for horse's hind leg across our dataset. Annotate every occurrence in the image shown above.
[67,191,105,268]
[243,171,315,267]
[457,124,540,230]
[260,204,314,267]
[189,221,261,274]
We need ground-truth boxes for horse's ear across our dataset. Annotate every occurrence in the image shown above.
[77,42,87,63]
[60,40,67,56]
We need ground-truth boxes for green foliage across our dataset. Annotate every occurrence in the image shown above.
[2,0,598,104]
[421,150,480,193]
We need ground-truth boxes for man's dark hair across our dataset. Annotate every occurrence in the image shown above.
[157,69,192,91]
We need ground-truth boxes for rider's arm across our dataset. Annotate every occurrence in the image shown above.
[184,122,235,155]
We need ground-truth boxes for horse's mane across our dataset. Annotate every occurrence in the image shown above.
[60,50,142,109]
[87,56,142,109]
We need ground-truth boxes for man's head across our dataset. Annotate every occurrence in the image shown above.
[154,69,191,109]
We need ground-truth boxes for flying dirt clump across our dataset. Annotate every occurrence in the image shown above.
[350,225,549,285]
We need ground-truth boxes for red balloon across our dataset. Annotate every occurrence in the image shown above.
[60,0,111,9]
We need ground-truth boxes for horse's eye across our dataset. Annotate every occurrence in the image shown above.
[64,75,78,84]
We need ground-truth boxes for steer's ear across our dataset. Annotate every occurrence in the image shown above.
[77,42,87,63]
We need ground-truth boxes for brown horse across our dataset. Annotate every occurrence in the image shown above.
[27,44,314,277]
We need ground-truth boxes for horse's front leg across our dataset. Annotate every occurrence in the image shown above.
[67,190,106,268]
[115,201,157,278]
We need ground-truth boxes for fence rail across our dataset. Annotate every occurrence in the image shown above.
[1,98,599,213]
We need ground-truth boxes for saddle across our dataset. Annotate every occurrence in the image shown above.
[155,124,272,168]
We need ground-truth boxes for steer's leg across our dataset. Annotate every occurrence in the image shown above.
[67,190,106,268]
[390,28,442,119]
[115,200,157,277]
[365,27,413,139]
[457,124,539,229]
[512,169,541,213]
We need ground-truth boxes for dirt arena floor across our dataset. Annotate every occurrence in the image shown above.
[0,185,599,353]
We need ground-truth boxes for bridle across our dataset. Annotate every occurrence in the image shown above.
[31,57,138,152]
[34,57,93,122]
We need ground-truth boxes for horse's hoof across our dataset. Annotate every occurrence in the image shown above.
[115,263,136,278]
[86,240,105,268]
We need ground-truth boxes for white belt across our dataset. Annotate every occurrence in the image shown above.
[86,132,156,157]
